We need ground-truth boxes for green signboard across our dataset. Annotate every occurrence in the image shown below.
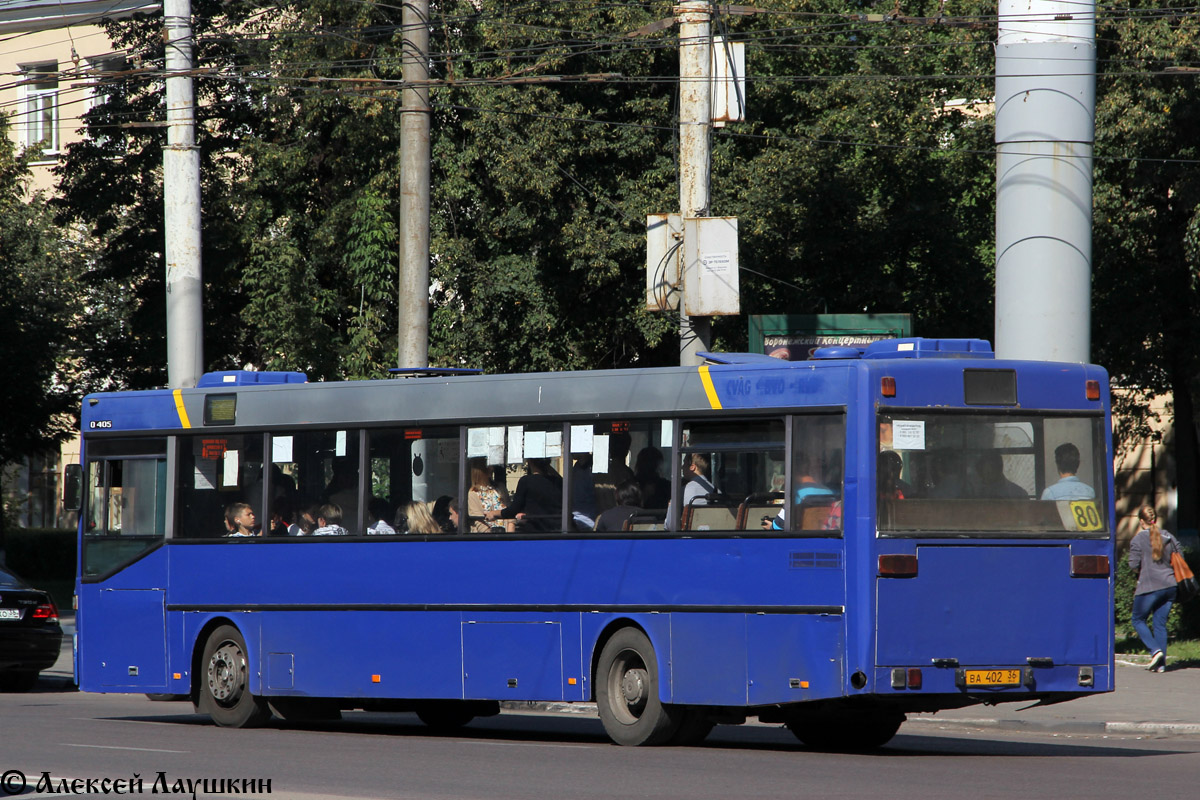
[748,314,913,361]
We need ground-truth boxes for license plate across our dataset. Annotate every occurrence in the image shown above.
[0,609,21,620]
[964,669,1022,686]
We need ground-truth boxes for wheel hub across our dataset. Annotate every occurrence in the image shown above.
[208,642,244,704]
[620,667,648,709]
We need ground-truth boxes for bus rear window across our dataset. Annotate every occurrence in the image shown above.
[877,411,1107,535]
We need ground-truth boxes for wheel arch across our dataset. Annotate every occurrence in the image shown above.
[188,616,243,704]
[587,617,671,703]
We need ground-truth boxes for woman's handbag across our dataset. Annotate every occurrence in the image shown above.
[1171,550,1198,601]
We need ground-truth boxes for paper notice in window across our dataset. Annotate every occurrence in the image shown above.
[525,430,547,459]
[593,435,610,470]
[507,427,524,463]
[468,428,488,458]
[272,435,293,464]
[222,450,240,487]
[194,461,216,491]
[546,431,562,458]
[570,425,593,453]
[335,430,347,457]
[892,420,926,451]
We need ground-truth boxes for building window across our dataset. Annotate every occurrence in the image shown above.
[86,54,127,147]
[20,62,59,157]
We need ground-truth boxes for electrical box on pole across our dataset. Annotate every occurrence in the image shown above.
[646,213,681,311]
[711,36,745,127]
[683,217,740,316]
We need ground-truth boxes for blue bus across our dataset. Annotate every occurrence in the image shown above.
[70,338,1114,749]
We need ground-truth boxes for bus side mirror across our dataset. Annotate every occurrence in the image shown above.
[63,464,83,513]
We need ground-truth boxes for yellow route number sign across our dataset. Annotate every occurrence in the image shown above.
[1069,501,1104,532]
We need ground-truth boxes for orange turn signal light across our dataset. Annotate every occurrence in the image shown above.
[878,554,918,577]
[1071,555,1109,577]
[1085,380,1101,401]
[881,376,896,397]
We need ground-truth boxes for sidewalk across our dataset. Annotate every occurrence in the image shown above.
[905,657,1200,737]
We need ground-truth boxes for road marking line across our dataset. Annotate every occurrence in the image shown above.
[62,743,188,753]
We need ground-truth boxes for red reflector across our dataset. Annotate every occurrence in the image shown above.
[881,376,896,397]
[1085,380,1101,401]
[907,668,922,689]
[1071,555,1109,577]
[878,554,918,577]
[32,602,58,621]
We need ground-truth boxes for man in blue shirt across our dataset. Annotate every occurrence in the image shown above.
[1041,443,1095,500]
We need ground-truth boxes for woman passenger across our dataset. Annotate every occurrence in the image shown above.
[467,459,509,532]
[400,500,442,535]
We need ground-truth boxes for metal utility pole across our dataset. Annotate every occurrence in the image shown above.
[994,0,1095,362]
[398,0,431,369]
[677,0,712,366]
[163,0,204,388]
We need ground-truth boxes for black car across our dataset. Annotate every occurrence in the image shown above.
[0,564,64,691]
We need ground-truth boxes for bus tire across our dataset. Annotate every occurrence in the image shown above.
[415,701,477,732]
[595,627,681,746]
[269,697,342,723]
[199,625,271,728]
[786,710,904,751]
[667,707,714,745]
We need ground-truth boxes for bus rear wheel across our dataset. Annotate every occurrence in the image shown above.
[415,701,477,732]
[199,625,271,728]
[596,627,681,746]
[786,709,904,751]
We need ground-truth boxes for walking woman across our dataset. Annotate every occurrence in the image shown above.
[1128,505,1182,672]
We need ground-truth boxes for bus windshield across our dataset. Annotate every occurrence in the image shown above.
[877,411,1108,534]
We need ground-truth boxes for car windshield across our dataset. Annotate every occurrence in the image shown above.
[877,411,1108,534]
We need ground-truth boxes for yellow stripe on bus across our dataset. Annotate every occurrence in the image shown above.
[699,365,722,410]
[173,389,192,429]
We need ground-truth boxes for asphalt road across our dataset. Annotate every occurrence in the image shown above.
[3,679,1200,800]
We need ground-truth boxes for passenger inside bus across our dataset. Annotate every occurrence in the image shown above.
[571,454,597,530]
[594,481,643,532]
[973,451,1028,499]
[467,459,509,532]
[878,452,906,500]
[311,503,349,536]
[224,503,258,537]
[398,500,442,534]
[431,495,459,534]
[634,446,670,509]
[501,458,563,532]
[366,497,397,535]
[1041,442,1096,500]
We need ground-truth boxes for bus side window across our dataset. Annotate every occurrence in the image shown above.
[369,427,459,534]
[177,434,265,538]
[791,415,845,532]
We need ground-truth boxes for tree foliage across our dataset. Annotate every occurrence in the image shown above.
[47,1,1200,507]
[0,121,80,468]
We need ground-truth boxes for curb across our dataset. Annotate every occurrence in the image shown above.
[501,702,1200,738]
[906,715,1200,737]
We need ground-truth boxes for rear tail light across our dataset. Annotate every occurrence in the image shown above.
[1071,555,1109,577]
[878,554,918,577]
[32,600,58,622]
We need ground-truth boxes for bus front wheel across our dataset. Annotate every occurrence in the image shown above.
[596,627,681,746]
[786,709,904,751]
[198,625,271,728]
